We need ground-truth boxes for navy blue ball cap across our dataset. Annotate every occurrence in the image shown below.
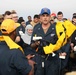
[40,8,51,15]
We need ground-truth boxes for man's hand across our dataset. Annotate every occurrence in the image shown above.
[15,36,20,43]
[35,41,40,46]
[28,60,36,75]
[26,54,35,60]
[61,52,67,56]
[59,52,67,59]
[28,60,36,66]
[26,54,36,75]
[59,52,67,56]
[31,41,40,49]
[70,43,74,51]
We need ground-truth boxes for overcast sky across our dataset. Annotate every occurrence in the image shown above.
[0,0,76,21]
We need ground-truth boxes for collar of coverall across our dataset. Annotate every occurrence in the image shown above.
[0,35,24,53]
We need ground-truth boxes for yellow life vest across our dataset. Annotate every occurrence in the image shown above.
[43,20,76,54]
[43,22,66,54]
[64,20,76,38]
[0,36,24,53]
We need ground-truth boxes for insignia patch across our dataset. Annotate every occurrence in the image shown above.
[44,9,47,12]
[52,28,54,30]
[51,34,55,37]
[38,28,40,30]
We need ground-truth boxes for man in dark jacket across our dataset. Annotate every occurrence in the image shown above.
[0,19,34,75]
